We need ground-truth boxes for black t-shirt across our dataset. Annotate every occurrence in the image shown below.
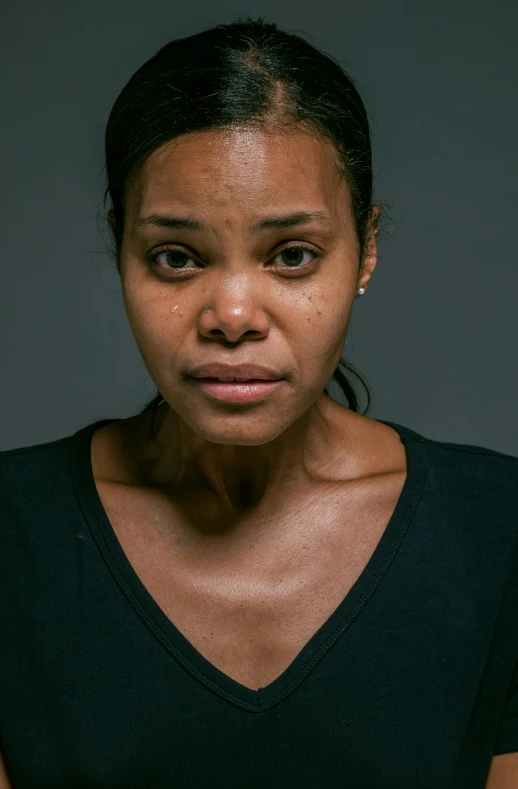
[1,416,518,788]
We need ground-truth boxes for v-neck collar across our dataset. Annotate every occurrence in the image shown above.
[69,415,428,712]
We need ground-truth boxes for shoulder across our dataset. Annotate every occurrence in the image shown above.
[371,413,518,476]
[412,424,518,494]
[0,425,94,595]
[0,425,90,547]
[355,413,518,540]
[0,431,72,500]
[389,421,518,560]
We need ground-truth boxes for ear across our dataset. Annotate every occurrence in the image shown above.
[355,205,382,297]
[369,204,382,238]
[363,203,382,261]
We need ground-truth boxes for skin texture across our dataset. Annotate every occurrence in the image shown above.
[0,748,10,789]
[1,127,514,786]
[111,124,382,517]
[485,753,518,788]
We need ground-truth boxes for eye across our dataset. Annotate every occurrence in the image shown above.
[272,244,320,269]
[145,247,198,271]
[144,242,321,276]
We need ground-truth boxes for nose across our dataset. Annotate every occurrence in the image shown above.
[197,276,270,343]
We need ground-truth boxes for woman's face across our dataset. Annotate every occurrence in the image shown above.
[116,125,378,446]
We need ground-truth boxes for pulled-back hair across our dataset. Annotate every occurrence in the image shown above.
[103,16,383,414]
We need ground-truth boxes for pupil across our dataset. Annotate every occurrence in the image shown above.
[167,251,188,268]
[282,248,303,266]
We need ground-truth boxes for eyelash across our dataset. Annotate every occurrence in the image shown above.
[144,243,321,276]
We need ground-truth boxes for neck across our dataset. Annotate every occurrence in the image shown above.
[132,394,351,514]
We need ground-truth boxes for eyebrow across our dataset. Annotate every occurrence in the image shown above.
[136,211,332,233]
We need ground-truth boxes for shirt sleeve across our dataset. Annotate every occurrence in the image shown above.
[494,660,518,754]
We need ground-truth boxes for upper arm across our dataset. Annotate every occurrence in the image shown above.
[486,752,518,788]
[0,744,13,789]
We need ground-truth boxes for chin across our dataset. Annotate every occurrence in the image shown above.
[181,411,294,447]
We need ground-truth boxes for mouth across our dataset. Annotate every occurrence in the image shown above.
[194,377,281,382]
[188,377,284,403]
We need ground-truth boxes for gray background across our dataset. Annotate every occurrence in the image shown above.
[1,0,517,453]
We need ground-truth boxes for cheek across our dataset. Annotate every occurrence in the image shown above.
[121,270,352,383]
[122,282,186,355]
[297,287,352,368]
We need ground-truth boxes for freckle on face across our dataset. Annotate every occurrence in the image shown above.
[118,126,363,444]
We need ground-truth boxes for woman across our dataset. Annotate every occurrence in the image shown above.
[1,17,517,789]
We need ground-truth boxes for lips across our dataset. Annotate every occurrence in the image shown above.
[190,377,284,403]
[198,377,266,382]
[188,362,284,381]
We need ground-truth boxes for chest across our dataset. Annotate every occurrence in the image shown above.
[94,471,406,691]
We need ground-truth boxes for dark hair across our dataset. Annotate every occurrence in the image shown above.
[102,16,383,416]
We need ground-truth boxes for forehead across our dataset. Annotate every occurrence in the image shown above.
[125,126,350,224]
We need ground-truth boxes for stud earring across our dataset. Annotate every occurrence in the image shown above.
[357,287,366,296]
